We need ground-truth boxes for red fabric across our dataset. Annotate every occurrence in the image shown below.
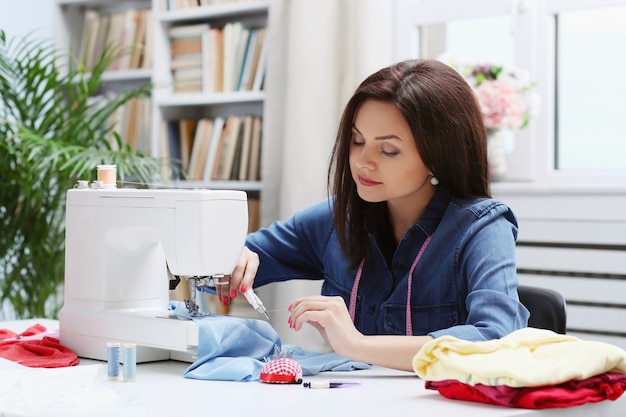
[425,373,626,409]
[0,323,47,340]
[0,336,79,368]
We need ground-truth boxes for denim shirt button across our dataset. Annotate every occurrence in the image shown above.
[395,263,405,270]
[368,305,376,314]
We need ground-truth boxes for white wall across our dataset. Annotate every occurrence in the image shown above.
[0,1,55,40]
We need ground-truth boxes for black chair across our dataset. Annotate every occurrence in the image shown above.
[517,285,567,334]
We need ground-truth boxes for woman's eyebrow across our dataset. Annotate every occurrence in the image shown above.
[352,125,403,141]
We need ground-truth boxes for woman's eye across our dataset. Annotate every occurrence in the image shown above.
[381,147,399,156]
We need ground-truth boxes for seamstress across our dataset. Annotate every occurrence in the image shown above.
[221,58,529,372]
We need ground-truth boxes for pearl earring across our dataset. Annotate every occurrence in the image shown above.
[430,176,439,186]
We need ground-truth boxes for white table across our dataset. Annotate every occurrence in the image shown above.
[1,320,624,417]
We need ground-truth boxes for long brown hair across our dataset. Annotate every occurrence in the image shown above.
[328,59,490,267]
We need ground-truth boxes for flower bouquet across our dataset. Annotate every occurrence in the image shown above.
[457,62,538,130]
[442,57,540,180]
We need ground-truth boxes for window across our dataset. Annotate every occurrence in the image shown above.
[395,0,626,183]
[556,5,626,172]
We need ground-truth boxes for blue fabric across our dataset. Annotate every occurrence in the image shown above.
[246,187,530,342]
[169,302,371,382]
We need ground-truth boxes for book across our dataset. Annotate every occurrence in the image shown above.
[171,37,202,56]
[116,8,141,70]
[168,23,210,39]
[247,197,261,233]
[233,27,251,92]
[228,116,246,180]
[200,29,213,93]
[140,96,152,153]
[128,8,147,69]
[237,29,258,91]
[211,27,224,92]
[204,116,226,181]
[166,120,182,179]
[93,14,111,69]
[213,116,240,180]
[188,118,213,180]
[124,97,144,152]
[105,12,125,70]
[170,54,203,69]
[237,115,254,181]
[178,119,197,176]
[246,27,266,90]
[142,9,154,68]
[78,10,99,69]
[222,22,243,92]
[173,78,203,93]
[200,27,224,93]
[247,116,262,181]
[252,27,269,91]
[172,66,204,81]
[159,120,171,179]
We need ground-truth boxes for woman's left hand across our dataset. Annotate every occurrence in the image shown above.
[287,295,362,357]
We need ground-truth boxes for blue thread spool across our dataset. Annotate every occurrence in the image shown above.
[107,342,120,381]
[123,343,137,382]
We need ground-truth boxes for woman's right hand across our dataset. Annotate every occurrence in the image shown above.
[218,246,259,305]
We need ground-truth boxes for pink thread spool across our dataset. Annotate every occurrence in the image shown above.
[97,165,117,188]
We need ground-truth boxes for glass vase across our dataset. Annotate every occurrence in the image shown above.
[486,128,508,182]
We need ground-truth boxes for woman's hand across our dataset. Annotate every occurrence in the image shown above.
[217,247,259,305]
[287,295,432,372]
[287,295,363,358]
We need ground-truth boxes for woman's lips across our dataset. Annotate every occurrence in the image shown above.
[358,175,382,186]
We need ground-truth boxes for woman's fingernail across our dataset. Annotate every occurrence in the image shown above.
[287,317,292,326]
[240,285,248,293]
[224,297,230,305]
[230,289,237,298]
[288,304,292,311]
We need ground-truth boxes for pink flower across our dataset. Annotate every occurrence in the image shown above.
[438,57,539,131]
[474,79,527,130]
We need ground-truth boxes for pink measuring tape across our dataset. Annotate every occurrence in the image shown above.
[348,235,433,336]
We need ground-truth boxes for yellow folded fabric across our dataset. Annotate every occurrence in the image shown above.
[413,328,626,387]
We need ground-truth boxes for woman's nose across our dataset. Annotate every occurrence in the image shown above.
[353,146,376,170]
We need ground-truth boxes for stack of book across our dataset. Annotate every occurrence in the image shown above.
[160,115,262,182]
[169,24,208,93]
[168,22,267,94]
[78,8,154,71]
[106,95,152,153]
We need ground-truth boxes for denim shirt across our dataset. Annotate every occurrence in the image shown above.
[246,187,529,342]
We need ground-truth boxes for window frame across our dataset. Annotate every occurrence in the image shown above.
[394,0,626,185]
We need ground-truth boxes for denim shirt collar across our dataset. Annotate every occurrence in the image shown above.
[365,186,452,238]
[412,186,451,237]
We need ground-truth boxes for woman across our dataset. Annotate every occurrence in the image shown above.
[220,59,529,372]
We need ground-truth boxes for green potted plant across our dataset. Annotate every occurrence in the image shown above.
[0,29,168,319]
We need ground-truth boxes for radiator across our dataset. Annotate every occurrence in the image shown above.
[493,184,626,350]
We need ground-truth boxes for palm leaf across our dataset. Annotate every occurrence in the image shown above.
[0,29,170,319]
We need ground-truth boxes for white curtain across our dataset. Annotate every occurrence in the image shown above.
[257,0,395,350]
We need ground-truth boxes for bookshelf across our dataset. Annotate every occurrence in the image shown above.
[54,0,271,230]
[55,0,272,317]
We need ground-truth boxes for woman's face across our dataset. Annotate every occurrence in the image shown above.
[349,99,434,206]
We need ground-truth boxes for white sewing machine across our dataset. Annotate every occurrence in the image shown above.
[59,188,248,362]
